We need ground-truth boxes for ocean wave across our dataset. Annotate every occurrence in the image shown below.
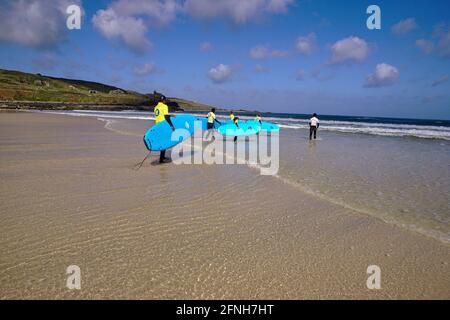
[278,123,450,140]
[321,125,450,140]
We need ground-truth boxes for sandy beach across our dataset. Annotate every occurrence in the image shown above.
[0,111,449,299]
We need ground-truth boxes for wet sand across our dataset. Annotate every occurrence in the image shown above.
[0,111,449,299]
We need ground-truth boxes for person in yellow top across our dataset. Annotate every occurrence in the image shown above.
[205,108,221,141]
[232,116,240,143]
[154,95,176,163]
[230,111,235,121]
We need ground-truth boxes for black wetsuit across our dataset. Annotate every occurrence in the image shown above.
[159,150,166,162]
[309,126,317,140]
[160,115,175,162]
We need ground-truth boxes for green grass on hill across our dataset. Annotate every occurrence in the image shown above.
[0,69,216,111]
[0,69,148,105]
[168,97,214,111]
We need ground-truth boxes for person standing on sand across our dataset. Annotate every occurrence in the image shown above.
[154,95,176,163]
[309,113,320,140]
[205,108,221,141]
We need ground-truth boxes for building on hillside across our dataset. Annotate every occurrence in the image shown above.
[109,89,125,94]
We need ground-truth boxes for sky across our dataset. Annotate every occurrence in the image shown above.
[0,0,449,119]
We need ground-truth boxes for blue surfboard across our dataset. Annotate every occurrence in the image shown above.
[218,122,261,136]
[246,120,280,133]
[143,114,199,151]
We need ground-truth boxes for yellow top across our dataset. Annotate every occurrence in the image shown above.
[230,113,235,120]
[154,102,169,124]
[207,112,216,124]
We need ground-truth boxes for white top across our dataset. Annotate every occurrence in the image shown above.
[310,117,319,127]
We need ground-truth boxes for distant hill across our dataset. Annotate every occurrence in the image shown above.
[167,97,214,111]
[0,69,216,112]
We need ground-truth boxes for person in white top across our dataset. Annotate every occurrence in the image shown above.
[205,108,221,141]
[309,113,320,140]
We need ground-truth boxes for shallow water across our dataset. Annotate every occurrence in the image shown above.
[277,129,450,243]
[1,111,449,299]
[36,110,450,243]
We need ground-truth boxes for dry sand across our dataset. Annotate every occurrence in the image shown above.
[0,111,448,299]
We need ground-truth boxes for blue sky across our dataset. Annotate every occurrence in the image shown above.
[0,0,449,119]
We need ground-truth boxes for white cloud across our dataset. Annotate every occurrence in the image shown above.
[93,9,151,53]
[92,0,294,52]
[208,64,233,83]
[330,36,369,64]
[92,0,181,53]
[414,25,450,59]
[296,33,316,55]
[364,63,400,88]
[109,0,180,26]
[254,64,270,73]
[436,29,450,58]
[249,45,287,59]
[133,63,159,76]
[391,18,417,35]
[200,41,212,51]
[184,0,294,24]
[431,75,449,87]
[266,0,294,13]
[415,39,434,55]
[0,0,82,48]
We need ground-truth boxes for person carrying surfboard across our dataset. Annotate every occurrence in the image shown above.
[255,113,262,124]
[232,116,240,143]
[309,113,320,140]
[205,108,221,141]
[154,95,176,163]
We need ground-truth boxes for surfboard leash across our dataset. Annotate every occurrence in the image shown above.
[133,151,151,171]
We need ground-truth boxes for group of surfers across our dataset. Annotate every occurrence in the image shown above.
[153,95,319,163]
